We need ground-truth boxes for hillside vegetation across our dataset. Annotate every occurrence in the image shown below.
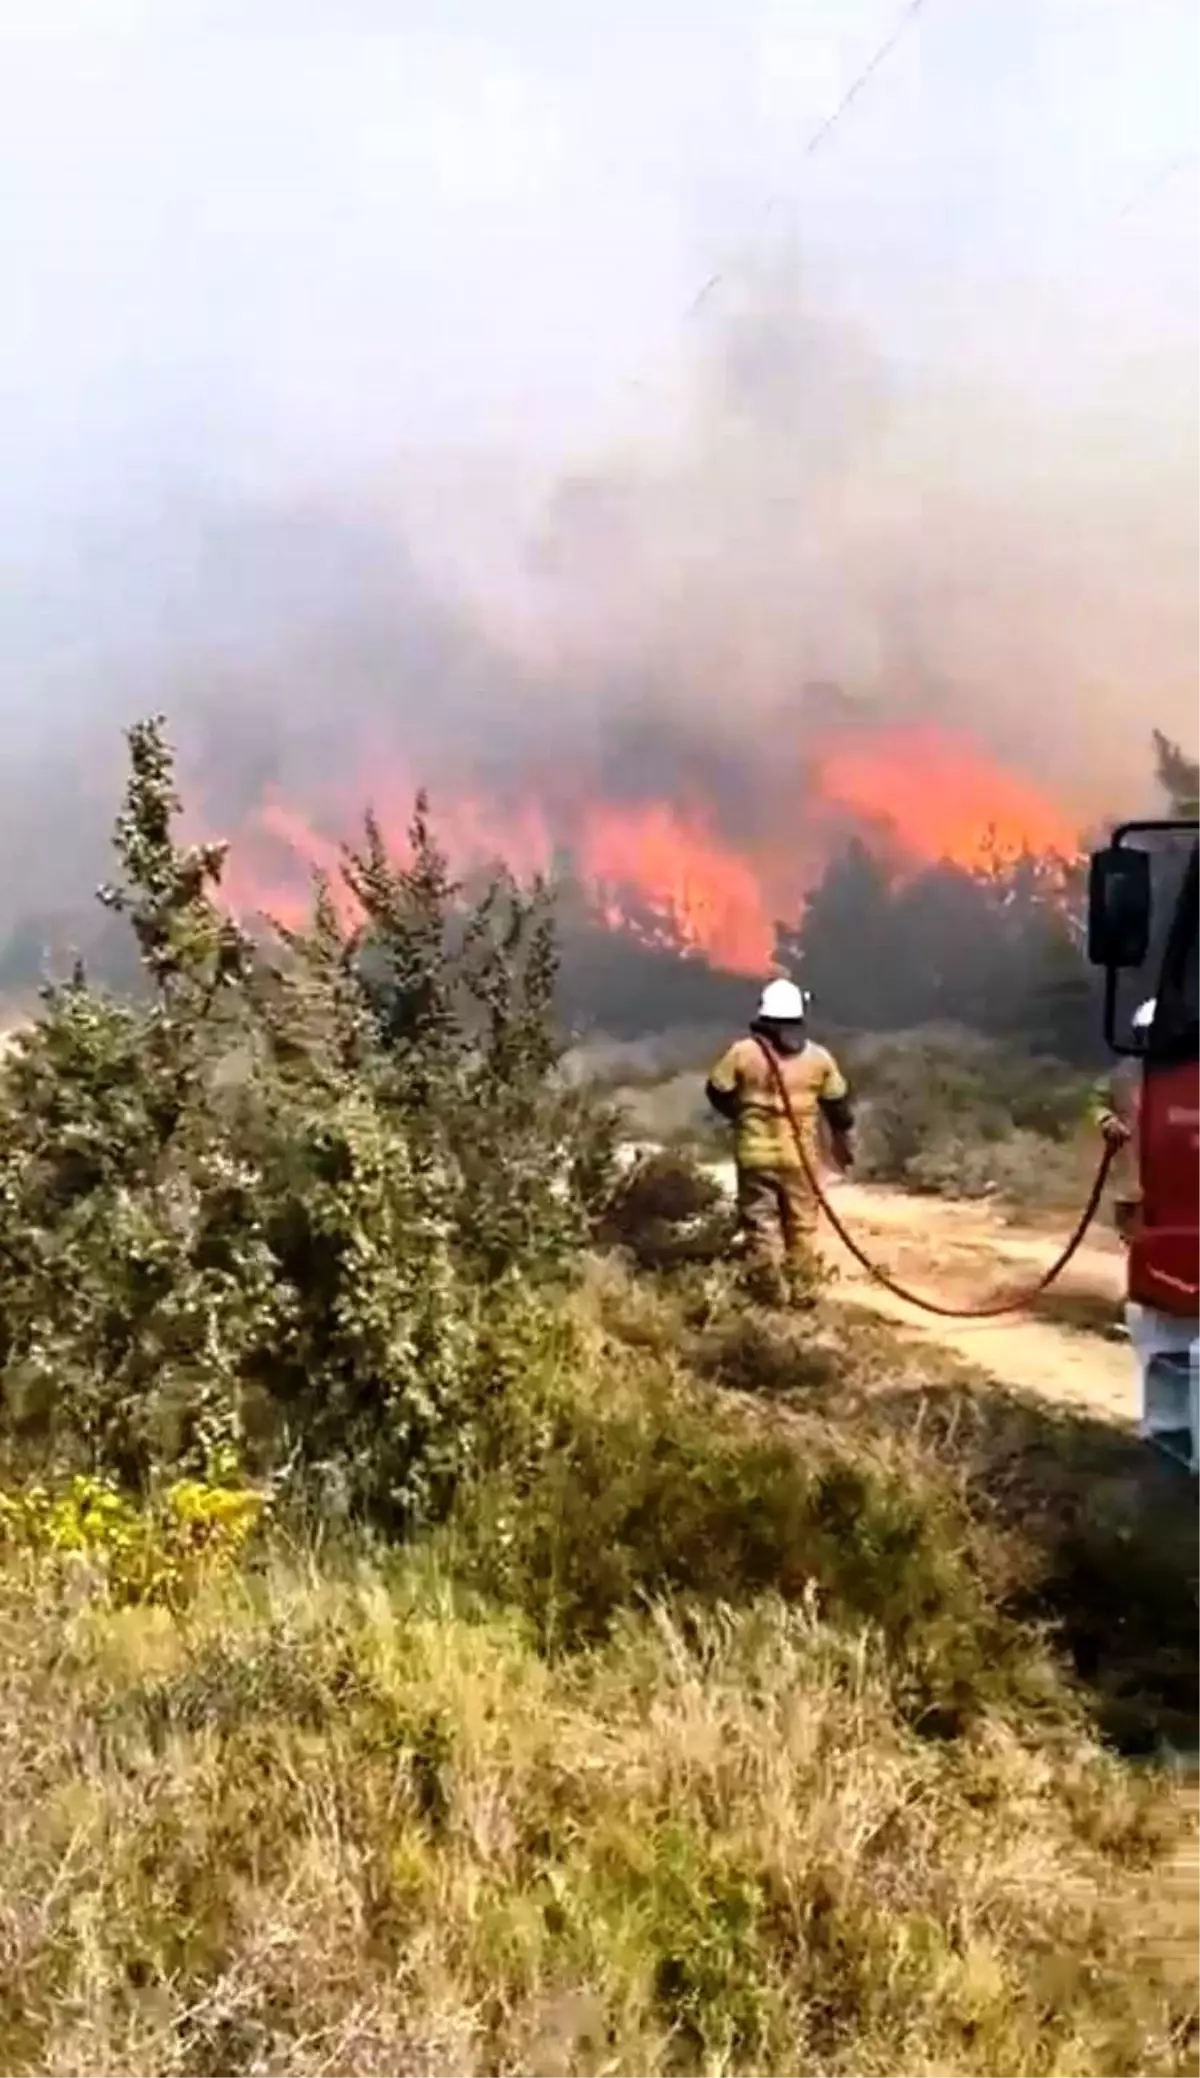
[0,721,1195,2078]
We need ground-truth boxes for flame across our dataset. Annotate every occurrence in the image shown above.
[814,725,1079,869]
[578,801,775,970]
[217,722,1081,977]
[218,799,351,935]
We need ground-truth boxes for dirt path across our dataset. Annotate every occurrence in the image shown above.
[813,1180,1133,1429]
[705,1160,1137,1430]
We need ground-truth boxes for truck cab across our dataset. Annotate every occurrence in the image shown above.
[1088,825,1199,1471]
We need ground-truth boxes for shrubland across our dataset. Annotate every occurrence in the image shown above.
[842,1026,1102,1212]
[0,719,1195,2078]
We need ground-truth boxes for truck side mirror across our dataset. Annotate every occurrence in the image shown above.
[1087,846,1152,969]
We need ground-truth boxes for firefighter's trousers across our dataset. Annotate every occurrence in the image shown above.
[736,1164,820,1300]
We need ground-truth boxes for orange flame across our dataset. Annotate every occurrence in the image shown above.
[814,726,1079,869]
[578,801,775,971]
[217,722,1081,977]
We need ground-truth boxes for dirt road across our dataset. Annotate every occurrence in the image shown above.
[704,1160,1136,1431]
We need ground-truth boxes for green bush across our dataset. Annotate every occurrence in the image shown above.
[848,1028,1094,1203]
[0,719,617,1525]
[446,1355,1041,1737]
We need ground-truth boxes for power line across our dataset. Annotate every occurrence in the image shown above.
[684,0,934,319]
[1114,148,1197,223]
[800,0,932,163]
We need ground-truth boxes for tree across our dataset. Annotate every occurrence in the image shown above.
[785,838,1088,1047]
[780,840,898,1028]
[1153,731,1199,818]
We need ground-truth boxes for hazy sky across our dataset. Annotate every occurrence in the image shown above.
[0,0,1196,782]
[3,1,1195,496]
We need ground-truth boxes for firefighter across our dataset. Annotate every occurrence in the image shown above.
[705,979,853,1303]
[1095,997,1155,1240]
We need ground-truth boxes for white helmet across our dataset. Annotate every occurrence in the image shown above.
[1132,997,1157,1033]
[757,978,808,1021]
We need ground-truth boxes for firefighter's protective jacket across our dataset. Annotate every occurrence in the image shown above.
[706,1035,849,1172]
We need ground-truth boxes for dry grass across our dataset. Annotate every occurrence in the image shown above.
[0,1266,1196,2078]
[1,1562,1194,2078]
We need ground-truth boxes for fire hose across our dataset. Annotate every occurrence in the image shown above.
[753,1037,1118,1320]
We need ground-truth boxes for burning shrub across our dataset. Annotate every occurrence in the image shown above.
[0,719,612,1525]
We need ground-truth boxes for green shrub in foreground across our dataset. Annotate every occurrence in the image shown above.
[444,1358,1057,1738]
[0,719,618,1524]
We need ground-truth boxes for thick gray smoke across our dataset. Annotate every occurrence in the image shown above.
[518,254,1198,809]
[0,250,1195,1016]
[179,266,1200,826]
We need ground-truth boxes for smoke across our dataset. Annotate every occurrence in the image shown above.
[519,252,1197,807]
[213,251,1198,826]
[0,245,1195,1020]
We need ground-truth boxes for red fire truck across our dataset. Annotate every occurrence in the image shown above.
[1088,823,1199,1471]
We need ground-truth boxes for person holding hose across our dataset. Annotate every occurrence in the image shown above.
[1094,996,1156,1241]
[705,980,853,1304]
